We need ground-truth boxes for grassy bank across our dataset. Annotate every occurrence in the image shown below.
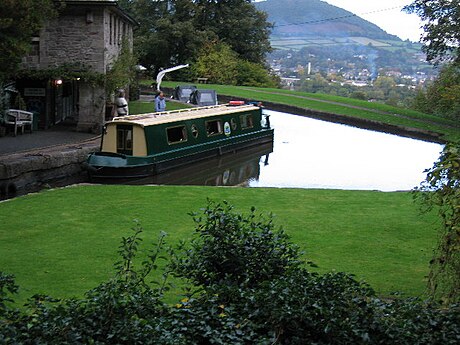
[0,185,437,303]
[159,81,459,142]
[129,99,191,114]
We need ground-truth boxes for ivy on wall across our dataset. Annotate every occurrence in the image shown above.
[14,40,138,101]
[15,62,105,86]
[105,39,138,100]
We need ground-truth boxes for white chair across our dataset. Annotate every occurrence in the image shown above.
[4,109,34,136]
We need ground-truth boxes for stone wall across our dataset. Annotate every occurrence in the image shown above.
[0,139,99,200]
[37,6,106,72]
[77,83,106,133]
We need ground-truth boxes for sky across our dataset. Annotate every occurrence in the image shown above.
[323,0,424,42]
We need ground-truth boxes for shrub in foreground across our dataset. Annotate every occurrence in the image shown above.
[1,201,459,344]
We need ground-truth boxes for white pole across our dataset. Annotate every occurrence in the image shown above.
[156,64,189,91]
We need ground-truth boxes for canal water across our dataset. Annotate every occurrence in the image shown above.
[146,110,443,192]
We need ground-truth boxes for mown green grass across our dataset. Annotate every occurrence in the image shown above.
[0,185,438,304]
[129,99,192,115]
[160,81,460,142]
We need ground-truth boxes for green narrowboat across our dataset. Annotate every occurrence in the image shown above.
[86,102,274,179]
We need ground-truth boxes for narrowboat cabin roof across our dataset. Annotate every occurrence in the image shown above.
[111,103,260,128]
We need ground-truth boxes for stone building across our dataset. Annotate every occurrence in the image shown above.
[18,0,136,132]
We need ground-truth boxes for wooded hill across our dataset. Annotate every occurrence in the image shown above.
[255,0,426,56]
[255,0,399,40]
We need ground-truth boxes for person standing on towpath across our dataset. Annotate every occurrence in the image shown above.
[155,91,166,112]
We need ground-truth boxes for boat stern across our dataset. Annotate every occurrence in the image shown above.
[85,152,154,179]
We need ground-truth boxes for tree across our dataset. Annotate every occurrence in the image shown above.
[236,60,278,87]
[105,39,138,99]
[121,0,273,76]
[194,0,272,65]
[0,0,56,82]
[196,0,272,64]
[413,62,460,121]
[404,0,460,64]
[192,41,239,84]
[414,142,460,304]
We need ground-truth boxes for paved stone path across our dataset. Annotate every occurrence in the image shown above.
[0,124,98,156]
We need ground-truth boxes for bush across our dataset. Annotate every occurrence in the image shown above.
[170,200,305,288]
[1,202,459,344]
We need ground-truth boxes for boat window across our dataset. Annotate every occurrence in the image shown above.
[205,119,223,136]
[240,114,254,129]
[191,124,199,138]
[117,125,133,155]
[167,125,187,144]
[231,118,237,130]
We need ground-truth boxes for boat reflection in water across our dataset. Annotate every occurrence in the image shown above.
[108,142,273,187]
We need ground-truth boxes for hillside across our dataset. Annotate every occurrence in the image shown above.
[254,0,435,96]
[255,0,400,40]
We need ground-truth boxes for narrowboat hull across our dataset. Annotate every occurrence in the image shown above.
[90,140,273,186]
[87,128,273,180]
[86,103,274,180]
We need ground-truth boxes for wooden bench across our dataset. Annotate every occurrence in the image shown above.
[5,109,34,136]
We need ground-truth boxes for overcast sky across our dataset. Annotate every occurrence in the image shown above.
[323,0,424,41]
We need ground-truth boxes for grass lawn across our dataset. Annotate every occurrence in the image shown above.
[0,185,438,304]
[129,99,192,115]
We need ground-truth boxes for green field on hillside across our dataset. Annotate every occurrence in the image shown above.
[0,185,438,304]
[269,36,398,50]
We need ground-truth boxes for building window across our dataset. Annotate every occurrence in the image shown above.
[31,40,39,56]
[117,125,133,154]
[109,14,112,45]
[240,114,254,129]
[118,18,121,45]
[167,125,187,144]
[113,16,117,45]
[206,119,222,136]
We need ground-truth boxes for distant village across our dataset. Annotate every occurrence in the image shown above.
[269,49,437,92]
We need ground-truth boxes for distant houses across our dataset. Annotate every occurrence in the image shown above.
[17,0,136,133]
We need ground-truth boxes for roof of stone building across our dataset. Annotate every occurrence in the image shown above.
[63,0,137,25]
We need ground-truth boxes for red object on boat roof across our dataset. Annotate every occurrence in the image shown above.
[229,100,245,106]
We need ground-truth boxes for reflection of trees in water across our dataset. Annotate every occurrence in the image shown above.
[204,155,264,187]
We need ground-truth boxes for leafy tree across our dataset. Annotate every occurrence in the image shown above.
[405,2,460,120]
[0,0,56,83]
[405,0,460,64]
[119,0,272,79]
[413,62,460,121]
[192,42,278,87]
[105,39,138,99]
[120,0,213,76]
[194,0,272,65]
[236,60,279,87]
[0,0,56,119]
[414,142,460,304]
[192,41,239,85]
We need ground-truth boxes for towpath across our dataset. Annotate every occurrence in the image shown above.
[0,124,99,156]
